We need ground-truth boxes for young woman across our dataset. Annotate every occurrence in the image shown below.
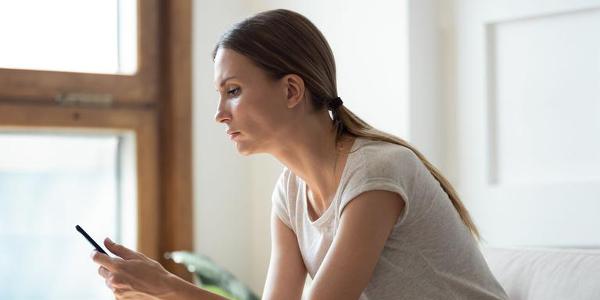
[91,9,508,300]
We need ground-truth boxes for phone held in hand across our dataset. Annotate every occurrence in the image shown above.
[76,224,108,255]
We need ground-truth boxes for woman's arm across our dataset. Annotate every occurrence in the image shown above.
[306,190,405,300]
[262,210,308,300]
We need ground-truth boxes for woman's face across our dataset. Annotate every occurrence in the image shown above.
[213,48,296,155]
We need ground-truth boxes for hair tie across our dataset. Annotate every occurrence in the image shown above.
[328,96,343,111]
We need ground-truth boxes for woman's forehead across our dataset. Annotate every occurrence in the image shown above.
[214,54,240,87]
[213,49,266,88]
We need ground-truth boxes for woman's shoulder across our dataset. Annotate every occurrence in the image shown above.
[353,137,419,170]
[273,167,302,201]
[341,137,423,199]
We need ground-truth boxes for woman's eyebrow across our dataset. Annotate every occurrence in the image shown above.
[215,76,238,89]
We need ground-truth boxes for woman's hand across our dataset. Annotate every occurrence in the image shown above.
[91,238,179,300]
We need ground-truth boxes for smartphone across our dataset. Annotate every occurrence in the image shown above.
[75,225,108,255]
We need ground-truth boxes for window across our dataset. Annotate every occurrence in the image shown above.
[0,133,137,299]
[0,0,137,74]
[0,0,193,291]
[0,0,160,104]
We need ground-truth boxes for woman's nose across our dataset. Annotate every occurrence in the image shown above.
[214,103,231,124]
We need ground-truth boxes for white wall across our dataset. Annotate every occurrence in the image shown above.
[192,0,256,288]
[192,0,413,295]
[408,0,446,171]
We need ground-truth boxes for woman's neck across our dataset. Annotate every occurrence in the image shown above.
[271,112,355,216]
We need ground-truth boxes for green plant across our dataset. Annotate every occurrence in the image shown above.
[165,251,260,300]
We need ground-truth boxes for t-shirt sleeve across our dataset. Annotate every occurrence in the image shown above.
[271,168,294,230]
[339,145,418,227]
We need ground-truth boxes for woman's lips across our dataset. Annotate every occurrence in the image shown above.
[228,132,240,140]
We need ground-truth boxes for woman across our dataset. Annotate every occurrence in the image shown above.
[92,9,508,300]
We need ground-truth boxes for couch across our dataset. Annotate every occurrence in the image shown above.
[482,246,600,300]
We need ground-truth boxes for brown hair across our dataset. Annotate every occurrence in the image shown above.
[213,9,480,239]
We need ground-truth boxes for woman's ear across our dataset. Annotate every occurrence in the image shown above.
[283,74,306,109]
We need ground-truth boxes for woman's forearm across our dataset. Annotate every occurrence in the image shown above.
[162,274,230,300]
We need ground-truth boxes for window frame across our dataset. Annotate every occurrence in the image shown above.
[0,0,160,105]
[0,0,193,282]
[0,103,161,258]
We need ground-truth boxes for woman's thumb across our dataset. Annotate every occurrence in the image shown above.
[104,237,139,260]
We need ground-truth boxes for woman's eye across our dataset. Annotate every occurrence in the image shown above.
[227,87,240,96]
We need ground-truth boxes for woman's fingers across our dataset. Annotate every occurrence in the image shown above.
[90,245,176,299]
[98,266,110,279]
[95,257,125,292]
[91,250,120,271]
[104,238,141,260]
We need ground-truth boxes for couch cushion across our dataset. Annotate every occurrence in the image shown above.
[481,247,600,300]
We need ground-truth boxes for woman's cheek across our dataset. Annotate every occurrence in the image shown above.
[231,99,243,115]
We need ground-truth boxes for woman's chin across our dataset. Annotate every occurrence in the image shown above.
[238,149,253,156]
[236,145,267,156]
[234,142,255,156]
[233,137,267,156]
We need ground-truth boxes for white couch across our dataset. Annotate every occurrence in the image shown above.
[482,247,600,300]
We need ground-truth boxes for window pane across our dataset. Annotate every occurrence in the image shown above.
[0,132,137,299]
[0,0,137,74]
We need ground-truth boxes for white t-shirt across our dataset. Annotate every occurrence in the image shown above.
[271,137,508,299]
